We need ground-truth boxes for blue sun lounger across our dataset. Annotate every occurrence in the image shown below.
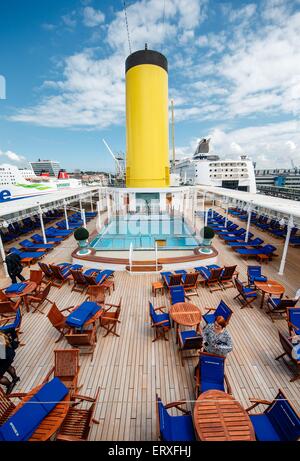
[10,247,47,260]
[19,239,55,250]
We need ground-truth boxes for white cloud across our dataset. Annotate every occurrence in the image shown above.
[83,7,105,27]
[62,12,77,28]
[0,150,26,163]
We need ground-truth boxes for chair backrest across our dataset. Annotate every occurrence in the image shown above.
[0,308,22,332]
[0,289,9,302]
[278,331,294,360]
[84,274,97,285]
[287,307,300,334]
[265,390,300,441]
[215,300,233,323]
[170,286,185,304]
[70,269,86,284]
[0,388,16,426]
[49,264,64,280]
[149,301,159,324]
[199,352,225,385]
[0,301,18,315]
[220,265,236,281]
[209,268,223,282]
[39,282,52,302]
[54,349,79,378]
[182,334,202,351]
[156,395,172,441]
[274,298,297,310]
[30,269,43,285]
[168,274,182,286]
[38,262,52,278]
[183,272,199,287]
[47,303,65,330]
[248,266,262,278]
[263,245,276,254]
[252,238,264,245]
[234,277,244,295]
[65,326,96,347]
[87,285,105,303]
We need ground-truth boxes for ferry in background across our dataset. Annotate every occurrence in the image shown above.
[174,138,257,193]
[0,163,82,202]
[255,167,300,200]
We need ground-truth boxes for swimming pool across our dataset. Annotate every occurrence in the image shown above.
[90,214,199,250]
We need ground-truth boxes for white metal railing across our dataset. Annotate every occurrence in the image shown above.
[129,242,133,273]
[155,241,158,272]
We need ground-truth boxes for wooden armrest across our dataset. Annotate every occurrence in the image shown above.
[245,398,272,412]
[42,367,54,383]
[165,399,188,412]
[153,319,169,327]
[154,306,166,312]
[9,393,27,399]
[288,321,298,330]
[224,373,232,395]
[205,307,216,312]
[72,394,96,402]
[101,316,118,322]
[61,305,76,312]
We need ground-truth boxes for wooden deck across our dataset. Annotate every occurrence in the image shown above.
[1,208,300,441]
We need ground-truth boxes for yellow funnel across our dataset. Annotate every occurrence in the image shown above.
[125,49,170,188]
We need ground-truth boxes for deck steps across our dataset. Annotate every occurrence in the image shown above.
[126,263,162,272]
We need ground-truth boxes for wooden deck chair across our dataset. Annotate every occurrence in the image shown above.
[287,307,300,336]
[233,277,257,308]
[38,262,53,282]
[156,394,196,441]
[266,297,297,322]
[0,389,26,426]
[86,285,105,305]
[194,352,232,398]
[163,273,182,290]
[275,331,300,382]
[27,282,52,313]
[43,349,81,395]
[84,274,97,286]
[56,388,100,441]
[0,299,21,317]
[70,269,88,293]
[47,302,74,342]
[100,298,122,337]
[182,273,199,296]
[219,265,237,289]
[29,269,44,292]
[206,268,223,292]
[178,330,202,366]
[49,264,71,288]
[149,301,171,342]
[65,325,97,361]
[0,289,10,302]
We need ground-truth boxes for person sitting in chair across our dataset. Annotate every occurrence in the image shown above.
[0,330,20,394]
[202,315,233,357]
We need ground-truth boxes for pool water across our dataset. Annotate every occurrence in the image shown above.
[90,214,199,250]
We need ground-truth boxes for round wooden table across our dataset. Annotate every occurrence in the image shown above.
[254,279,285,309]
[6,281,37,312]
[169,302,202,343]
[193,390,255,441]
[11,384,70,441]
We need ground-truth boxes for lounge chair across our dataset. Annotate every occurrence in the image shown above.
[235,244,277,260]
[10,247,46,262]
[228,237,264,248]
[156,394,196,441]
[218,265,237,289]
[100,298,122,337]
[55,388,100,441]
[247,265,267,287]
[70,269,88,293]
[266,297,297,322]
[48,264,82,288]
[234,277,257,308]
[65,325,97,361]
[203,299,233,325]
[276,331,300,382]
[149,301,171,342]
[162,273,183,290]
[19,239,55,251]
[32,234,63,245]
[287,307,300,335]
[194,352,232,398]
[43,349,81,395]
[0,388,26,426]
[182,272,199,296]
[246,389,300,440]
[27,282,52,313]
[178,329,202,366]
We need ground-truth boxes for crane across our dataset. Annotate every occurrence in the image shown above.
[102,139,125,183]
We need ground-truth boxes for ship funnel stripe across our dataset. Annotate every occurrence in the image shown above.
[125,49,168,73]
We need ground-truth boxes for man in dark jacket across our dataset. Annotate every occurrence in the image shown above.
[5,249,25,284]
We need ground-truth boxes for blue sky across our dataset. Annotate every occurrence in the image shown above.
[1,0,300,172]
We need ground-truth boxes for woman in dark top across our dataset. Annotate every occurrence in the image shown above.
[0,331,20,394]
[5,249,25,284]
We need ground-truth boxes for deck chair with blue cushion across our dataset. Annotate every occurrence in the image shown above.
[10,247,47,261]
[266,297,297,322]
[162,273,183,290]
[178,330,202,366]
[195,266,223,292]
[235,244,277,260]
[203,299,233,325]
[276,331,300,382]
[287,307,300,336]
[246,389,300,441]
[19,239,55,251]
[247,265,267,288]
[32,234,63,245]
[156,394,196,441]
[0,377,68,441]
[234,277,257,308]
[170,286,189,305]
[228,238,264,248]
[149,301,171,342]
[194,352,232,398]
[95,269,115,285]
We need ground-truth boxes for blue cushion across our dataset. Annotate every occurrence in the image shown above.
[0,308,21,331]
[69,264,83,271]
[200,355,225,386]
[267,395,300,440]
[66,301,101,328]
[5,283,27,294]
[161,271,172,277]
[179,330,199,345]
[203,313,215,324]
[249,275,267,283]
[84,268,101,276]
[170,286,185,304]
[250,415,280,441]
[158,401,195,441]
[201,381,225,393]
[0,378,68,441]
[243,287,257,298]
[156,313,171,327]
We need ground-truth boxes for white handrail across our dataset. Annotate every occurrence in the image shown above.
[129,242,133,273]
[155,241,158,272]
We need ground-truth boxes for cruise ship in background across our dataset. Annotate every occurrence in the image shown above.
[255,166,300,200]
[174,138,257,193]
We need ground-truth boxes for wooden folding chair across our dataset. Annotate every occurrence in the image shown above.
[65,325,97,361]
[100,298,122,337]
[43,349,81,395]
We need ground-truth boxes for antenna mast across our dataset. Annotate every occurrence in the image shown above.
[171,99,176,169]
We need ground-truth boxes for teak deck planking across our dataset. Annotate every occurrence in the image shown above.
[0,206,300,440]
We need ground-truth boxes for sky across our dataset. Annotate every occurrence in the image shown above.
[1,0,300,173]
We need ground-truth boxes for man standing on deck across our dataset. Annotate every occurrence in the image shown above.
[5,249,26,284]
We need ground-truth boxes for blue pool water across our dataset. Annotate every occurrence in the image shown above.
[90,215,199,250]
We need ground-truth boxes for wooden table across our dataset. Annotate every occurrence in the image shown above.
[11,384,70,441]
[152,281,164,296]
[6,281,37,312]
[169,302,202,343]
[193,390,255,441]
[21,257,33,267]
[256,253,269,264]
[254,279,285,309]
